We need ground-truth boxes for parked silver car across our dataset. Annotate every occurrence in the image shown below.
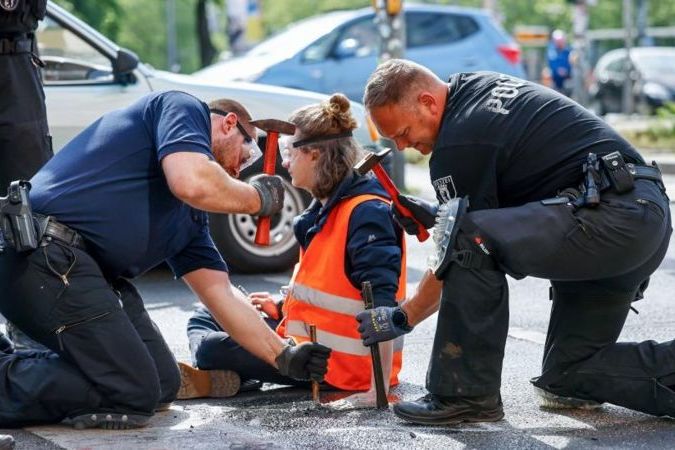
[39,1,380,272]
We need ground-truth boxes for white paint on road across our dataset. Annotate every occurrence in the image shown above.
[508,327,547,345]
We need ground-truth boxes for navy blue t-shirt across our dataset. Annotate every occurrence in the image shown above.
[30,91,228,279]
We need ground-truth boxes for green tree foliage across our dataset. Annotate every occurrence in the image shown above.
[52,0,122,41]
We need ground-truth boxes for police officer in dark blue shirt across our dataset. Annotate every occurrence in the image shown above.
[0,90,330,429]
[357,59,674,425]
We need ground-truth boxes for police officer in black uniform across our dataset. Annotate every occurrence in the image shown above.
[0,0,52,197]
[356,59,675,424]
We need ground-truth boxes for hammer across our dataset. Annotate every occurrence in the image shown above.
[249,119,296,246]
[354,148,430,242]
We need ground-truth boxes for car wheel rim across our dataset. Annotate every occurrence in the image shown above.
[227,177,304,258]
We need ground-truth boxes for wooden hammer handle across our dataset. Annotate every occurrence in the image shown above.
[362,281,388,409]
[309,324,320,405]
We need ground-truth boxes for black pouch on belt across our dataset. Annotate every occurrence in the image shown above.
[601,151,634,194]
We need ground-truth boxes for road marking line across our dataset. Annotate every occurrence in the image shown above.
[508,327,546,345]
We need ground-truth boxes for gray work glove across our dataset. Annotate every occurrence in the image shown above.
[392,194,438,234]
[250,174,285,217]
[276,342,331,381]
[356,306,413,346]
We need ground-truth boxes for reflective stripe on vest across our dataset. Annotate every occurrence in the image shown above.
[287,320,405,356]
[276,193,406,391]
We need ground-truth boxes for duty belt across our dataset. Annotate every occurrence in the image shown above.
[0,36,32,54]
[34,214,87,251]
[599,162,663,191]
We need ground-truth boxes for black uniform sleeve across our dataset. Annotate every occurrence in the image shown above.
[345,200,402,307]
[429,143,501,210]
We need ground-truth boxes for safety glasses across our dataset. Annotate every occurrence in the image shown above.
[210,108,263,172]
[278,132,354,165]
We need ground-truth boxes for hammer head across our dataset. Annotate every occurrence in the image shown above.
[249,118,296,136]
[354,148,392,175]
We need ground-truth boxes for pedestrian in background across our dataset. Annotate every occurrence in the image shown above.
[547,29,572,95]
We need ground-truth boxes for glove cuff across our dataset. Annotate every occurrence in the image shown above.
[393,307,413,333]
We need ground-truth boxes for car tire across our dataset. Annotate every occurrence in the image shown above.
[208,154,311,274]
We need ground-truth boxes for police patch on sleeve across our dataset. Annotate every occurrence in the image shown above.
[0,0,19,11]
[432,175,457,203]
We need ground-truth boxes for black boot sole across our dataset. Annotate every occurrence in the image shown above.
[67,412,151,430]
[393,406,504,425]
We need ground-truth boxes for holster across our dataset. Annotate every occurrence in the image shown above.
[600,151,634,194]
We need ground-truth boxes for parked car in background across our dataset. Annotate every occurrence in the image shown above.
[194,3,526,102]
[589,47,675,115]
[38,1,380,273]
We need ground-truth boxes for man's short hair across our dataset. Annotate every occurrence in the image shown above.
[363,59,438,110]
[208,98,252,123]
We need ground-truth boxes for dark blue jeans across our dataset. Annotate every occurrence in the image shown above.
[0,242,180,427]
[187,307,306,386]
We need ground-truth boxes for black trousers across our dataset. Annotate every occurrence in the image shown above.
[0,241,180,427]
[187,308,303,386]
[428,179,675,416]
[0,51,53,196]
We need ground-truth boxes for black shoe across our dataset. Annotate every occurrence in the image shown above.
[239,378,263,393]
[0,434,14,450]
[65,412,151,430]
[393,393,504,425]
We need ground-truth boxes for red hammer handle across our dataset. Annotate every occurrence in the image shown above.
[254,133,280,246]
[372,164,430,242]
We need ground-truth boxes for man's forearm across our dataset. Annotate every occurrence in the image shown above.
[401,269,443,326]
[183,270,285,366]
[163,152,262,214]
[184,161,261,214]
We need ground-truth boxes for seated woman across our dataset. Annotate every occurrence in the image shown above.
[178,93,406,404]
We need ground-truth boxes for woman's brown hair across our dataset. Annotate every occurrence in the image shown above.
[288,93,363,199]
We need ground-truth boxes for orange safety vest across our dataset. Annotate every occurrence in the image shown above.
[276,194,406,391]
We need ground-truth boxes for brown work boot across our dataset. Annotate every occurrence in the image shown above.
[176,362,240,399]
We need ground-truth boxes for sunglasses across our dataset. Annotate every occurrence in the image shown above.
[209,108,254,143]
[209,108,263,172]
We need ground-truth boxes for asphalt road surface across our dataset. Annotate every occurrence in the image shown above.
[3,169,675,449]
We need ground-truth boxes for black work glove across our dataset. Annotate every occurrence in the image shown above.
[276,342,331,381]
[250,174,285,217]
[392,194,438,234]
[356,306,413,346]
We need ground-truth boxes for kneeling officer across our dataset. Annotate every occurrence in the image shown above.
[0,91,330,429]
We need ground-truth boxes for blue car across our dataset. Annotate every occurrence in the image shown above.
[194,4,526,101]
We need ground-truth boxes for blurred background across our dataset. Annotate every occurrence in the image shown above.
[44,0,675,175]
